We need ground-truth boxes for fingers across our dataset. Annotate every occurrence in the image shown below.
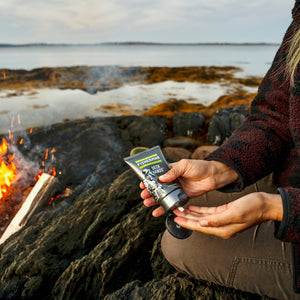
[173,208,208,220]
[174,215,244,239]
[143,197,157,207]
[174,208,213,225]
[187,204,229,215]
[187,204,235,227]
[143,198,165,217]
[152,206,165,217]
[140,187,151,199]
[173,203,249,239]
[140,181,165,217]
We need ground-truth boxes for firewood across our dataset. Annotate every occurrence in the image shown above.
[0,173,58,244]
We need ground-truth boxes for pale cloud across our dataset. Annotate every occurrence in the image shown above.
[0,0,295,43]
[9,0,128,30]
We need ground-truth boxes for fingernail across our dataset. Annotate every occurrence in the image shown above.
[200,220,209,227]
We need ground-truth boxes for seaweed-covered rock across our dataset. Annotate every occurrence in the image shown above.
[52,200,164,299]
[104,273,264,300]
[0,66,248,94]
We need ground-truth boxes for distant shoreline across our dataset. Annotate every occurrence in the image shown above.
[0,42,280,47]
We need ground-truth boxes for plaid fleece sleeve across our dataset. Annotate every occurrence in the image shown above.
[206,22,294,191]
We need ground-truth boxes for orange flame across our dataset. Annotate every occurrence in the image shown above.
[0,138,17,199]
[45,149,48,160]
[35,172,42,181]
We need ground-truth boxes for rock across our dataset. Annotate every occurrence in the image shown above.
[52,202,164,299]
[207,106,248,145]
[0,115,268,300]
[173,112,205,137]
[18,117,133,191]
[104,273,263,300]
[150,233,176,280]
[191,145,219,160]
[126,116,167,148]
[163,137,199,149]
[162,147,192,162]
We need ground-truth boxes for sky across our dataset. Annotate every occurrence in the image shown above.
[0,0,296,44]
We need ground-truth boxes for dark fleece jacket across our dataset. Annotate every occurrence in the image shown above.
[206,0,300,293]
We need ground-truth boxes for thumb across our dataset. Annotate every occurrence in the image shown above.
[159,161,186,182]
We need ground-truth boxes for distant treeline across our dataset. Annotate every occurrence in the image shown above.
[0,42,280,47]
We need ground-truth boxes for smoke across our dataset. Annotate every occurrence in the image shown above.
[10,140,41,190]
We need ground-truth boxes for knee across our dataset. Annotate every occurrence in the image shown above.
[161,230,187,271]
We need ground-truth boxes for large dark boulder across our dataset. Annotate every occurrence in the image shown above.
[207,106,248,145]
[125,116,167,148]
[172,112,205,137]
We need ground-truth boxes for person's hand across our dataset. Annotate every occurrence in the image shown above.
[141,159,239,217]
[172,192,283,239]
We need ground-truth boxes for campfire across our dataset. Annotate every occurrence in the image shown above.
[0,138,17,200]
[0,121,60,244]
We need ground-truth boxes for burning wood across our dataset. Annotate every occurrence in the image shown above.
[0,117,60,243]
[0,173,58,244]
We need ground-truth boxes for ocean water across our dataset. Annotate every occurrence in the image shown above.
[0,82,257,133]
[0,44,279,77]
[0,44,278,133]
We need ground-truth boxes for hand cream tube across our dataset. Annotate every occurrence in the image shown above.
[124,145,189,213]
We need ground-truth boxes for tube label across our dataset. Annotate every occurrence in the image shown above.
[124,146,180,203]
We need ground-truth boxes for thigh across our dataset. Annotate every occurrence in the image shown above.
[161,177,299,300]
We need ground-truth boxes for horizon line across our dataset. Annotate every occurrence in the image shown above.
[0,41,280,47]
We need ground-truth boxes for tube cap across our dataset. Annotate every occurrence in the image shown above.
[166,213,192,239]
[159,188,189,212]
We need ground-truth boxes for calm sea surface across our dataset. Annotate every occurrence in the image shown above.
[0,44,280,133]
[0,44,279,77]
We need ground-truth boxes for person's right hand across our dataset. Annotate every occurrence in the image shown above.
[140,159,239,217]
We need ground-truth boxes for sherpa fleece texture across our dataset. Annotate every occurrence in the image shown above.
[206,0,300,293]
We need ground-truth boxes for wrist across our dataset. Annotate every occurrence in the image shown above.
[261,192,283,222]
[210,160,239,189]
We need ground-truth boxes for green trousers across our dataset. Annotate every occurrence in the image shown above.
[161,176,300,300]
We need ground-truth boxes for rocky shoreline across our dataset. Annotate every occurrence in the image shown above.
[0,66,273,299]
[0,65,261,94]
[0,113,273,300]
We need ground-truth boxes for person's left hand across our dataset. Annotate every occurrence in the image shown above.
[173,192,283,239]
